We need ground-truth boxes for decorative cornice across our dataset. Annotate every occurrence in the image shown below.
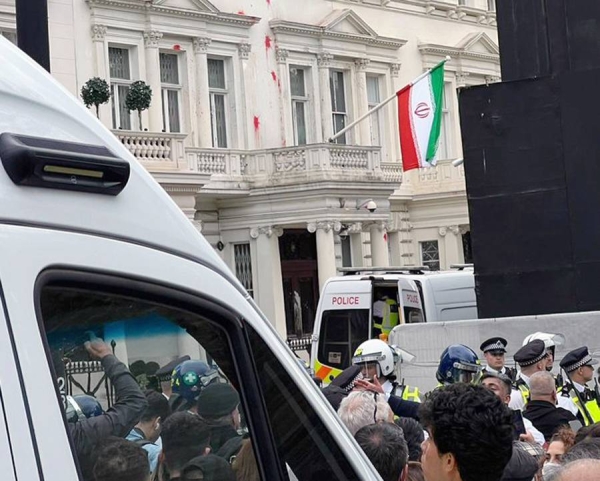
[193,37,211,54]
[390,63,401,78]
[307,221,342,233]
[485,75,501,84]
[317,51,333,68]
[275,46,289,64]
[144,30,163,48]
[91,24,107,42]
[459,225,470,235]
[86,0,261,28]
[366,221,388,233]
[250,226,284,239]
[238,41,251,60]
[347,222,363,234]
[354,58,370,71]
[455,71,470,87]
[439,225,459,237]
[419,44,500,64]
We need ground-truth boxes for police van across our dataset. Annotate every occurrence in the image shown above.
[310,267,477,383]
[0,37,379,480]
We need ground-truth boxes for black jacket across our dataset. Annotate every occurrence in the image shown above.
[387,394,420,420]
[501,442,540,481]
[523,400,576,441]
[68,354,147,479]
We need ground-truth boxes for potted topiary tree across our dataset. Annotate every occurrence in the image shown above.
[125,80,152,131]
[80,77,111,118]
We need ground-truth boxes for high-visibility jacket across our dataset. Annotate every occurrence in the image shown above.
[373,299,399,335]
[390,383,421,403]
[560,384,600,426]
[515,379,530,405]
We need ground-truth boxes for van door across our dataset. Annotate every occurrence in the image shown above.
[398,279,424,324]
[311,281,371,384]
[0,225,376,481]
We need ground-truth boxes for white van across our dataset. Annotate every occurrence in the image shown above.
[310,267,477,383]
[0,37,379,480]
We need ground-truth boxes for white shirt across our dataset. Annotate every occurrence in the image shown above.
[523,417,545,446]
[373,300,386,318]
[484,365,509,376]
[559,381,586,416]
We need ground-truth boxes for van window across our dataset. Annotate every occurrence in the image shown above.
[439,306,478,322]
[318,309,369,371]
[248,326,361,480]
[38,283,263,480]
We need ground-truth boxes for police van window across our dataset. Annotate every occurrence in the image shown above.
[318,309,369,372]
[38,285,260,481]
[247,325,361,481]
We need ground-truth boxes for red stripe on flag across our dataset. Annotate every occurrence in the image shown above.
[398,89,419,172]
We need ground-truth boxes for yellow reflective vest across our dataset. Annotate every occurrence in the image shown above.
[373,299,400,335]
[561,385,600,426]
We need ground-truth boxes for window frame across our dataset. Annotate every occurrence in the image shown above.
[159,51,182,133]
[207,57,230,148]
[289,65,310,146]
[366,75,384,147]
[33,268,286,481]
[330,69,349,145]
[420,240,441,271]
[108,46,134,131]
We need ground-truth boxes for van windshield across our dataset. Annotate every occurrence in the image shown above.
[317,309,369,373]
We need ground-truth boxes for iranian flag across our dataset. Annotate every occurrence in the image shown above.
[398,62,445,172]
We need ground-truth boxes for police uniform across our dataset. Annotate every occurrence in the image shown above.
[155,355,190,400]
[559,347,600,425]
[480,337,517,381]
[509,340,548,411]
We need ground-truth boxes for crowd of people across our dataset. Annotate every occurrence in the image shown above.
[62,330,600,481]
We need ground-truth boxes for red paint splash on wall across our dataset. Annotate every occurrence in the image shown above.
[271,71,277,82]
[264,35,272,50]
[253,116,260,132]
[172,44,181,51]
[237,10,245,15]
[266,0,271,5]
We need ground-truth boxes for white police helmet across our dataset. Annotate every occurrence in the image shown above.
[352,339,398,377]
[522,332,565,350]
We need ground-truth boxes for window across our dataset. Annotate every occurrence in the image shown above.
[234,243,253,298]
[160,53,181,133]
[367,76,383,146]
[330,70,348,144]
[290,67,308,145]
[436,82,453,161]
[462,230,473,264]
[317,309,369,370]
[421,240,440,271]
[341,236,352,267]
[208,58,228,148]
[109,47,133,130]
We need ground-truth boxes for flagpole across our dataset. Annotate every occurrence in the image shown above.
[328,56,450,143]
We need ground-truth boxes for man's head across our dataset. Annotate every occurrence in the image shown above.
[93,438,150,481]
[522,332,564,371]
[435,344,481,386]
[395,417,425,462]
[481,372,512,405]
[553,459,600,481]
[137,390,170,442]
[419,383,513,481]
[196,383,241,430]
[160,411,211,475]
[338,391,394,436]
[352,340,398,381]
[514,340,548,376]
[480,337,508,371]
[560,347,598,386]
[355,422,409,481]
[155,355,190,397]
[529,371,557,404]
[560,438,600,465]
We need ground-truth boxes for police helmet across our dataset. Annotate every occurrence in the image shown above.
[171,360,219,405]
[352,339,399,378]
[522,332,565,354]
[65,394,104,423]
[436,344,482,385]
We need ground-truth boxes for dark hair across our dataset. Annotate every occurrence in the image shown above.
[481,372,512,398]
[561,438,600,464]
[550,426,576,452]
[419,384,513,481]
[574,422,600,444]
[355,422,408,481]
[406,461,425,481]
[160,411,211,471]
[395,417,424,462]
[140,390,170,423]
[92,437,149,481]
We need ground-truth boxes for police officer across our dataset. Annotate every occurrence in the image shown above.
[480,337,517,381]
[522,332,564,373]
[559,347,600,425]
[154,355,190,400]
[352,339,421,402]
[170,359,220,413]
[436,344,482,386]
[372,294,399,336]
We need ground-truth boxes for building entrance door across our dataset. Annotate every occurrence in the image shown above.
[279,230,319,338]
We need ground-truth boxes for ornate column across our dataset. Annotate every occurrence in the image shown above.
[369,222,390,267]
[276,47,294,146]
[348,223,364,267]
[390,63,402,161]
[317,51,334,142]
[354,58,371,145]
[439,225,461,269]
[91,25,110,127]
[308,221,341,290]
[193,37,213,147]
[238,41,252,148]
[250,226,286,337]
[143,30,164,132]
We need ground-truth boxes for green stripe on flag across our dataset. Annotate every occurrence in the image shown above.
[425,63,445,163]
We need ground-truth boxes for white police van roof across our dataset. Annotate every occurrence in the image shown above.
[0,36,238,289]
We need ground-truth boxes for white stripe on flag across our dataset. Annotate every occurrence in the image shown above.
[409,76,435,168]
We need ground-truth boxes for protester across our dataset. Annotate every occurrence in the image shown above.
[338,391,393,436]
[93,437,151,481]
[419,383,513,481]
[523,371,577,441]
[232,439,259,481]
[574,422,600,444]
[406,461,425,481]
[560,438,600,465]
[551,459,600,481]
[355,422,409,481]
[395,417,424,461]
[543,427,576,480]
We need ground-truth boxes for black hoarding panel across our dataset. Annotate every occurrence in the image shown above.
[564,1,600,73]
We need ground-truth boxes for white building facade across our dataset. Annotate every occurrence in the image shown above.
[0,0,500,339]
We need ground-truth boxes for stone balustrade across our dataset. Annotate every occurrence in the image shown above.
[113,130,186,168]
[381,162,403,183]
[413,159,466,194]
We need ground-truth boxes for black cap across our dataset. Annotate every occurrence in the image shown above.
[329,365,362,392]
[181,454,236,481]
[560,346,598,373]
[480,337,508,354]
[155,355,190,382]
[514,340,547,367]
[197,383,240,418]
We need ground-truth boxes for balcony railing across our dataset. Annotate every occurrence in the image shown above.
[113,131,187,169]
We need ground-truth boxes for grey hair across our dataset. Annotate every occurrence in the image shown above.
[337,391,393,436]
[529,371,556,397]
[551,459,600,481]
